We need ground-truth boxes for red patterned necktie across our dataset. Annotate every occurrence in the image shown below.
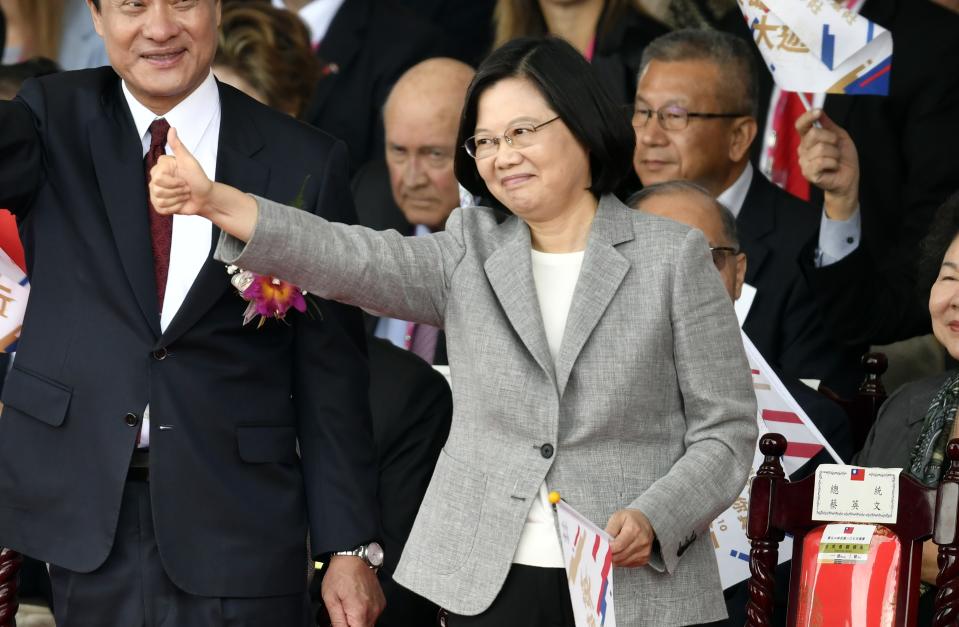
[768,91,811,201]
[145,118,172,312]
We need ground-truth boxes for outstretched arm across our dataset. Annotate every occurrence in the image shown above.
[150,127,466,328]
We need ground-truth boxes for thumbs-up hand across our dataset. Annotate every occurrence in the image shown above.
[796,108,860,221]
[149,127,213,217]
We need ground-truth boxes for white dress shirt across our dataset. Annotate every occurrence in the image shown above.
[717,162,755,219]
[123,71,221,446]
[511,249,584,568]
[272,0,346,47]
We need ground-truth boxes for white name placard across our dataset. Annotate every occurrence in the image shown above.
[812,465,902,524]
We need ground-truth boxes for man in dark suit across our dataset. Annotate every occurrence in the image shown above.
[632,29,856,393]
[366,338,452,626]
[278,0,446,174]
[729,0,959,348]
[0,1,383,624]
[352,58,473,366]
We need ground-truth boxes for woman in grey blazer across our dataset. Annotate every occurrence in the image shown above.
[151,37,757,626]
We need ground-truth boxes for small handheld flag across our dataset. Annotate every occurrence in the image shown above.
[737,0,893,95]
[554,496,617,627]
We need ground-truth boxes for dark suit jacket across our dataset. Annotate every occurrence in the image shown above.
[396,0,494,66]
[302,0,446,174]
[0,68,378,598]
[591,6,668,106]
[367,338,451,626]
[739,171,857,393]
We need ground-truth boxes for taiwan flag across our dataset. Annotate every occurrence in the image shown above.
[850,468,865,481]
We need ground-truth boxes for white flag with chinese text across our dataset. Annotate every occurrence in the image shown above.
[737,0,892,95]
[555,499,616,627]
[0,247,28,352]
[711,332,843,588]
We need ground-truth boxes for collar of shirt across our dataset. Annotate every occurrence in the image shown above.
[271,0,346,47]
[717,162,754,219]
[122,70,220,158]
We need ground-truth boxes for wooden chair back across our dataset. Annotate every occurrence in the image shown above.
[746,433,959,626]
[819,352,888,453]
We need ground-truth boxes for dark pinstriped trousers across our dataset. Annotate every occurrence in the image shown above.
[48,480,312,627]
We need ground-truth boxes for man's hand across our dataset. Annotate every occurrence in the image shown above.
[321,555,386,627]
[605,509,656,567]
[796,109,860,221]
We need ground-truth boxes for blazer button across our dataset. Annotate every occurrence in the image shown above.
[124,412,140,427]
[152,348,168,361]
[540,443,554,459]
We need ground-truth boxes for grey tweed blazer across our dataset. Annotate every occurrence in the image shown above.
[217,193,758,625]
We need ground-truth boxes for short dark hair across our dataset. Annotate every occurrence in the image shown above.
[919,191,959,298]
[638,29,759,119]
[453,36,634,205]
[627,180,739,247]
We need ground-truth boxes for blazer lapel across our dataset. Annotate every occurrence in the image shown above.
[158,84,268,347]
[484,218,555,383]
[555,196,632,397]
[737,173,775,285]
[89,83,162,337]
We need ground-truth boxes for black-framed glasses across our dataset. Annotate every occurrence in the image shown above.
[464,116,560,159]
[632,105,749,131]
[709,246,740,271]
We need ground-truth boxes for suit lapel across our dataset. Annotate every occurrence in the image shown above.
[304,0,367,125]
[158,84,268,347]
[737,173,775,285]
[484,219,555,383]
[554,196,632,397]
[89,82,162,337]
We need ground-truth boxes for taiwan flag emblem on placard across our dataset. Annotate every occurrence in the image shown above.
[850,468,865,481]
[844,527,855,534]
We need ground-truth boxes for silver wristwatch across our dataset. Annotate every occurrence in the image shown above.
[333,542,384,570]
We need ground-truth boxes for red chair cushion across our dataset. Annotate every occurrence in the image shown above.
[794,525,901,627]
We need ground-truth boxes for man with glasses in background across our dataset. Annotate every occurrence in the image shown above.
[632,29,856,395]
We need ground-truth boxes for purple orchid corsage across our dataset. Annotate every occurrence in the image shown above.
[227,265,309,328]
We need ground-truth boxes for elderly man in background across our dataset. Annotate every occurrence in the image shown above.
[353,57,474,365]
[632,28,857,394]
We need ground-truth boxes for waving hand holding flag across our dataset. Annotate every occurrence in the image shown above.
[738,0,893,95]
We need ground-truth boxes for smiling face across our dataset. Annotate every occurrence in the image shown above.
[472,77,593,223]
[90,0,221,115]
[930,234,959,360]
[633,59,754,196]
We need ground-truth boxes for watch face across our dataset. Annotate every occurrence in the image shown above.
[366,542,384,567]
